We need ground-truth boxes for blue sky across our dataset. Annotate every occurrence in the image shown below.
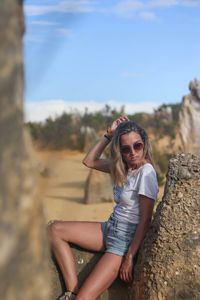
[23,0,200,122]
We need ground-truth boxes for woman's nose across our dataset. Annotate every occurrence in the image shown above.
[129,147,136,155]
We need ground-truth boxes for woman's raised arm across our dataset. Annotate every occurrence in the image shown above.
[82,135,111,173]
[82,116,129,173]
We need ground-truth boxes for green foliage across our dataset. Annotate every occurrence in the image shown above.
[25,103,180,185]
[151,146,174,187]
[153,103,181,139]
[127,113,148,128]
[25,122,42,140]
[26,113,82,150]
[152,147,171,174]
[128,103,181,139]
[156,172,165,187]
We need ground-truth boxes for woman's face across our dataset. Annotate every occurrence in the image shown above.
[120,131,145,170]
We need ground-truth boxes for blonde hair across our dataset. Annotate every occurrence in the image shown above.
[110,121,154,186]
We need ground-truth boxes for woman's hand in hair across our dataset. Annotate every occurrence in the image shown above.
[110,116,129,135]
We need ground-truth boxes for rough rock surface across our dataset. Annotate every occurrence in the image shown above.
[131,152,200,300]
[179,78,200,154]
[84,169,113,204]
[48,244,132,300]
[0,1,50,299]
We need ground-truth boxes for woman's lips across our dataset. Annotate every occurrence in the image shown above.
[130,156,137,160]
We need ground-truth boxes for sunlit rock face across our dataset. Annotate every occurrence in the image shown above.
[131,152,200,300]
[179,78,200,154]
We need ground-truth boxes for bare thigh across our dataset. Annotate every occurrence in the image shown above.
[49,221,105,252]
[77,252,123,300]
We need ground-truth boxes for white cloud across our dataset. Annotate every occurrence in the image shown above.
[182,0,200,7]
[23,33,41,43]
[56,28,73,36]
[113,0,144,17]
[111,0,200,19]
[24,99,159,122]
[24,1,96,16]
[148,0,180,8]
[30,21,60,26]
[139,11,157,20]
[24,0,200,21]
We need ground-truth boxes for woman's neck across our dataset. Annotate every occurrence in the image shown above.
[127,159,147,171]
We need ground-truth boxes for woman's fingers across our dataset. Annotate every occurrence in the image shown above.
[120,270,126,282]
[124,269,132,283]
[119,117,125,122]
[110,115,129,132]
[120,271,132,283]
[120,262,133,283]
[120,266,128,281]
[127,271,133,283]
[118,116,128,123]
[120,115,129,122]
[124,115,129,121]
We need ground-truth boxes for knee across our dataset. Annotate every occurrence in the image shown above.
[47,221,62,242]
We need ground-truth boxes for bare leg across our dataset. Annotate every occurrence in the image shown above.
[48,221,105,294]
[76,252,123,300]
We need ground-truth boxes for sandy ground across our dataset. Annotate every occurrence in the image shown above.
[35,150,164,224]
[35,150,114,223]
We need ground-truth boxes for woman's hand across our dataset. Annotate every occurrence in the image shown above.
[119,255,133,283]
[110,116,129,136]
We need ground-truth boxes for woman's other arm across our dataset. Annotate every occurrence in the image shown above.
[119,195,154,283]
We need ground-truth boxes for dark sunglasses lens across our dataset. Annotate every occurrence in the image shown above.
[121,147,130,154]
[134,143,143,151]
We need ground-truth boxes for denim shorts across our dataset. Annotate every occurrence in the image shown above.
[101,214,138,256]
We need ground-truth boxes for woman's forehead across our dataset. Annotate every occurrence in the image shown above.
[120,131,142,144]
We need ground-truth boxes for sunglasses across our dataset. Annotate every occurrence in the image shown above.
[120,142,144,154]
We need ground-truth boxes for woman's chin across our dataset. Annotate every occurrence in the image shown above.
[128,159,144,169]
[128,162,137,169]
[130,158,138,164]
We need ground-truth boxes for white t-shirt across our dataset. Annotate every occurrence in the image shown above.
[113,163,159,224]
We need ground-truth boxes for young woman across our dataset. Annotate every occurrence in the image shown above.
[48,116,159,300]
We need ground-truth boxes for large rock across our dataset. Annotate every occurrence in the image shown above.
[131,152,200,300]
[179,78,200,154]
[84,169,113,204]
[0,1,50,299]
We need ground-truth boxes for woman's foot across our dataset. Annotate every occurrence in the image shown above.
[59,291,76,300]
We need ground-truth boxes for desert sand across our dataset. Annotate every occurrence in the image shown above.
[35,149,164,224]
[35,149,114,224]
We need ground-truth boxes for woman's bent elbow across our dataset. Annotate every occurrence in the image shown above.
[82,159,93,168]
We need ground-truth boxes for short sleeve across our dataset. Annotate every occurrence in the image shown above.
[137,164,159,201]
